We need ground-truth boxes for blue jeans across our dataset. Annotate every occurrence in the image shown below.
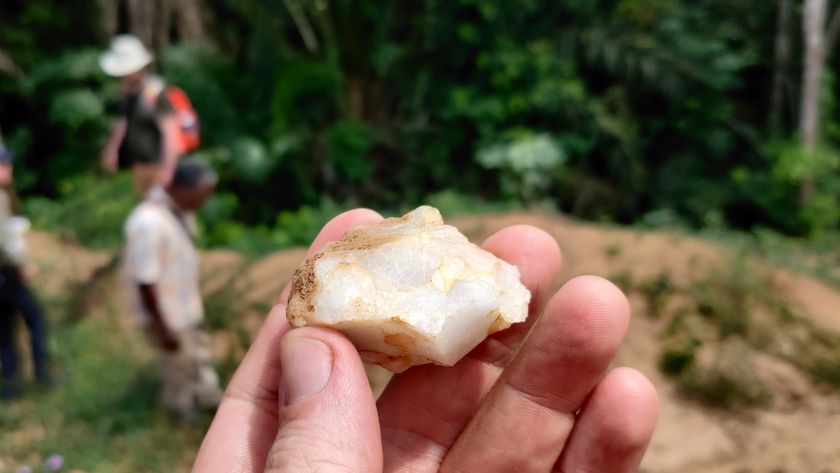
[0,266,48,396]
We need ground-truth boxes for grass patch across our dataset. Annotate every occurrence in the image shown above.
[608,270,635,293]
[671,340,771,409]
[0,294,210,472]
[638,272,673,319]
[26,174,135,250]
[603,243,622,260]
[202,259,255,331]
[638,254,840,409]
[701,227,840,289]
[641,249,840,409]
[677,362,771,409]
[689,255,792,339]
[781,323,840,391]
[658,337,701,377]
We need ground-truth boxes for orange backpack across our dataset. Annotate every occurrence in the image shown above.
[142,77,200,154]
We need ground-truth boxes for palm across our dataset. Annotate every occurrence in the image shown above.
[195,209,657,472]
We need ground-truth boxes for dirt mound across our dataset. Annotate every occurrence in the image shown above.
[26,212,840,471]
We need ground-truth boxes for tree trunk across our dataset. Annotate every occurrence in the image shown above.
[282,0,320,52]
[99,0,120,39]
[125,0,157,48]
[118,0,205,50]
[173,0,207,41]
[800,0,827,204]
[770,0,793,134]
[156,0,173,50]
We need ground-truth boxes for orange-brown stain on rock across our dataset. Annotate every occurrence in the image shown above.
[287,252,323,325]
[384,332,415,351]
[486,310,507,335]
[286,215,427,326]
[329,227,399,252]
[359,351,413,372]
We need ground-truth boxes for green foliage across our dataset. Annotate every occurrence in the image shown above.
[792,332,840,391]
[9,48,112,194]
[615,0,678,26]
[658,337,700,376]
[688,256,786,339]
[25,174,135,249]
[731,140,840,234]
[202,261,254,331]
[738,228,840,288]
[326,119,383,184]
[608,269,635,292]
[0,0,837,248]
[48,89,104,131]
[271,59,342,132]
[773,142,840,182]
[0,306,205,472]
[638,272,674,319]
[639,242,840,406]
[674,343,771,409]
[160,43,243,146]
[51,319,150,428]
[424,189,516,219]
[477,133,566,203]
[201,197,348,254]
[274,198,347,247]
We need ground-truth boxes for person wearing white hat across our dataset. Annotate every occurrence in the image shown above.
[100,34,181,196]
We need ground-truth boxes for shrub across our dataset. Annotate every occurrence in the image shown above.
[476,132,566,204]
[638,271,673,318]
[273,198,347,248]
[674,341,771,408]
[26,173,135,249]
[659,336,701,376]
[689,256,786,338]
[424,189,516,218]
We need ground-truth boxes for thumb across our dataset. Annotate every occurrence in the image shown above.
[266,327,382,472]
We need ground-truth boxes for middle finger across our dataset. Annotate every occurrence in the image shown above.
[439,275,630,472]
[378,225,562,472]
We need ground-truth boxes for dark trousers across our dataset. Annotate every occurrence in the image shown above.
[0,266,48,394]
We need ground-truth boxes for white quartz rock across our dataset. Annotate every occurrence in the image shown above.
[287,206,531,373]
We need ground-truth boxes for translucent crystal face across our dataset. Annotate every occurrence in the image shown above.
[287,206,531,372]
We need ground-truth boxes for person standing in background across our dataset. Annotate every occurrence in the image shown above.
[99,34,182,196]
[0,140,50,399]
[122,158,222,421]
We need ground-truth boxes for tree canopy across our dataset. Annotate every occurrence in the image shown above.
[1,0,839,248]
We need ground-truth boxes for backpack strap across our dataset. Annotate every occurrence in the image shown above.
[140,75,167,110]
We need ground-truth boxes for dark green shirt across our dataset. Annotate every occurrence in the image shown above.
[117,80,173,167]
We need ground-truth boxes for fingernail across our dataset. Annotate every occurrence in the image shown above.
[280,334,333,405]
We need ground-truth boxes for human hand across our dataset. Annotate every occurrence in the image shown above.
[155,325,181,352]
[102,149,118,174]
[194,209,659,472]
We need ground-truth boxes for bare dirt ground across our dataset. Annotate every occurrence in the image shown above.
[449,213,840,473]
[26,211,840,472]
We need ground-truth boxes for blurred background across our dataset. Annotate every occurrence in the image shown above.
[0,0,839,471]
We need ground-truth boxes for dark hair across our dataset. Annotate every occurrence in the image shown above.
[171,157,217,189]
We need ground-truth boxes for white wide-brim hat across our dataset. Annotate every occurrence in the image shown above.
[99,34,153,77]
